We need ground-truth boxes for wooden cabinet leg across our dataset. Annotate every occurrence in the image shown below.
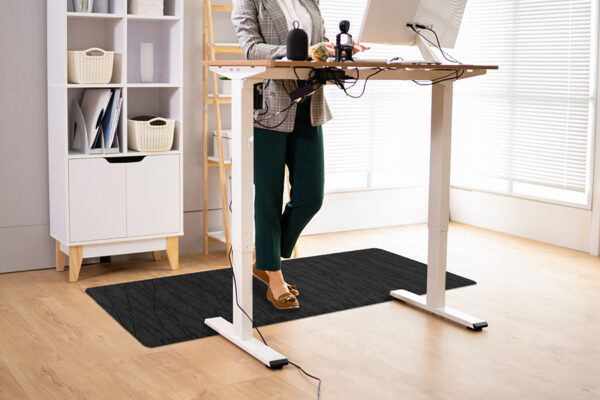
[166,237,179,270]
[69,245,83,282]
[56,240,67,272]
[152,251,162,261]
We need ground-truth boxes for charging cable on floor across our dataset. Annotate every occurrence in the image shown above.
[227,200,323,399]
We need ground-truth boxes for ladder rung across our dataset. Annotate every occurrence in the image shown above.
[207,160,232,168]
[208,231,227,243]
[208,155,232,164]
[211,4,232,11]
[212,44,243,55]
[212,42,240,47]
[207,95,232,104]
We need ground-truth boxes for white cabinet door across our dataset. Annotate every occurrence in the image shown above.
[126,155,180,237]
[69,158,127,242]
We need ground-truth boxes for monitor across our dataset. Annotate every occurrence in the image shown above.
[357,0,468,63]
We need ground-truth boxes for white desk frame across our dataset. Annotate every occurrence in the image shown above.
[204,61,493,368]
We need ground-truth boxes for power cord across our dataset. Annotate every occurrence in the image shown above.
[253,76,318,130]
[412,68,465,86]
[254,101,296,130]
[227,200,323,399]
[339,68,387,99]
[408,24,462,64]
[307,66,387,99]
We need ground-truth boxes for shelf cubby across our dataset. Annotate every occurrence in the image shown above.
[67,87,126,155]
[127,87,181,152]
[67,17,125,84]
[67,0,126,15]
[127,19,181,84]
[127,0,182,17]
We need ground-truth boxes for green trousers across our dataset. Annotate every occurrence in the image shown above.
[254,99,325,271]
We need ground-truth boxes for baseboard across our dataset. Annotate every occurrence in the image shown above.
[303,187,429,235]
[449,187,592,252]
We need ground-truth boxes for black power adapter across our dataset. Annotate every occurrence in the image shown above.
[312,68,347,85]
[253,82,265,110]
[288,83,316,102]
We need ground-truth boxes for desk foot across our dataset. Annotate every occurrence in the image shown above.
[390,289,488,331]
[205,317,289,368]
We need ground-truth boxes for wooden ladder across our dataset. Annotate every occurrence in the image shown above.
[201,0,298,259]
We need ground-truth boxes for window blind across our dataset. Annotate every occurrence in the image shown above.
[319,0,431,191]
[451,0,595,205]
[319,0,595,203]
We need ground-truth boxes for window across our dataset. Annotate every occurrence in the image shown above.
[319,1,431,192]
[319,0,597,208]
[451,0,596,207]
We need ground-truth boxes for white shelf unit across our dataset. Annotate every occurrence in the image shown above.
[48,0,184,281]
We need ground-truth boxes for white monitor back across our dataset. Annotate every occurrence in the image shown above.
[358,0,467,49]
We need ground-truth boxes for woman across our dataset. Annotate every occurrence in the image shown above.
[231,0,367,309]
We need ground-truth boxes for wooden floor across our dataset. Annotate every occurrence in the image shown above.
[1,222,599,399]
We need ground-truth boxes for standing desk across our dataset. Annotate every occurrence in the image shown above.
[202,60,498,368]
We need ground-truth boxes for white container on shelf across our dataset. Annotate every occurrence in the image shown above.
[73,0,95,12]
[212,129,232,162]
[140,43,154,83]
[68,48,114,84]
[128,0,164,15]
[128,115,175,152]
[93,0,109,13]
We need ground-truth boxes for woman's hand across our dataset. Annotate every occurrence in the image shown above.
[352,40,370,55]
[309,41,369,59]
[310,42,336,57]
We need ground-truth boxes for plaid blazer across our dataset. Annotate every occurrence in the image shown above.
[231,0,333,132]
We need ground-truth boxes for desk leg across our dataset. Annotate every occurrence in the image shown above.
[205,77,288,368]
[390,81,488,331]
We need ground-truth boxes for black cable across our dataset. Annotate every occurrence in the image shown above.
[255,102,269,117]
[254,69,316,130]
[338,67,388,99]
[409,25,462,65]
[423,26,462,64]
[412,68,465,86]
[254,101,296,130]
[226,232,323,399]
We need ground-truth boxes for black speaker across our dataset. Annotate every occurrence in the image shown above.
[287,20,308,61]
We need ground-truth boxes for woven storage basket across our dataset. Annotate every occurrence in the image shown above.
[68,48,114,84]
[128,0,163,15]
[128,115,175,152]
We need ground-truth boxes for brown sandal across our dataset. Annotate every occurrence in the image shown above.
[253,263,299,296]
[267,288,299,310]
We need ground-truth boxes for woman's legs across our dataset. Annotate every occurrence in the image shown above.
[253,127,286,272]
[281,101,325,258]
[254,99,325,300]
[254,128,293,300]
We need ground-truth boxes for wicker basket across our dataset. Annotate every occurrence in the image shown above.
[128,115,175,152]
[68,48,114,84]
[128,0,164,15]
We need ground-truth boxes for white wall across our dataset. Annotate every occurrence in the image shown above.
[0,1,54,273]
